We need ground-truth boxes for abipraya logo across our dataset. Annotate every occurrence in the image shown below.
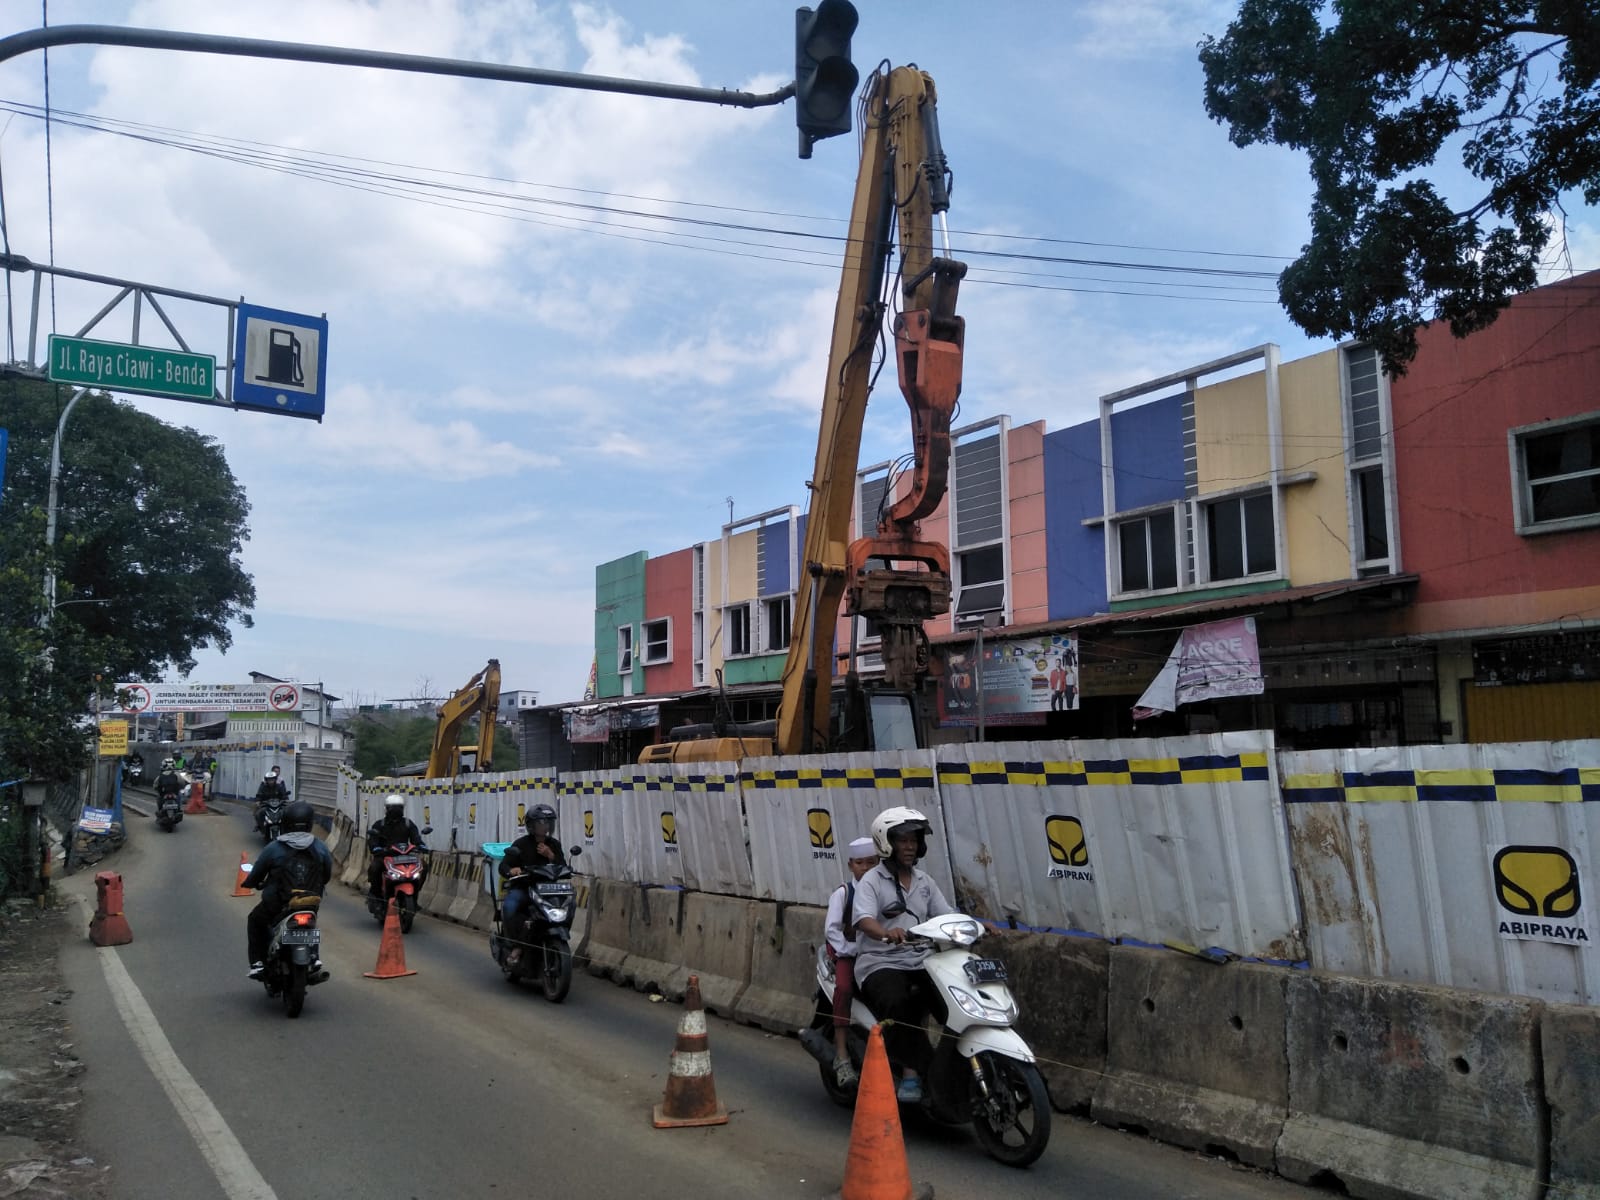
[1492,844,1591,946]
[808,808,836,860]
[584,809,595,843]
[1045,815,1092,881]
[661,811,679,854]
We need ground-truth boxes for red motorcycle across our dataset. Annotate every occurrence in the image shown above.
[366,836,431,933]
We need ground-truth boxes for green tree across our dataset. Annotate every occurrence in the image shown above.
[0,379,255,780]
[1200,1,1600,371]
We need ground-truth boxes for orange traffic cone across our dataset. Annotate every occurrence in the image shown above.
[364,897,417,980]
[231,853,253,897]
[831,1025,934,1200]
[652,974,729,1128]
[184,780,207,815]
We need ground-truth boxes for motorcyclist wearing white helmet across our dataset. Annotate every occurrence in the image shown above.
[366,794,427,898]
[851,806,958,1105]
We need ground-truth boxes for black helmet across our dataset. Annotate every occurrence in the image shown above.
[282,801,315,833]
[525,803,557,836]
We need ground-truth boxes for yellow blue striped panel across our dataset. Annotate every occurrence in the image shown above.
[745,766,935,790]
[935,753,1270,788]
[1282,767,1600,803]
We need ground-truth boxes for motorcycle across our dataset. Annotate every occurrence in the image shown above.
[257,798,286,843]
[366,832,432,933]
[123,758,144,785]
[259,902,328,1019]
[155,783,185,832]
[803,914,1051,1168]
[489,848,581,1003]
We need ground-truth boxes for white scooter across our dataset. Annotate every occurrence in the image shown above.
[804,913,1051,1167]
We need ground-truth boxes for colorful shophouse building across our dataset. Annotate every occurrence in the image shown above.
[574,272,1599,761]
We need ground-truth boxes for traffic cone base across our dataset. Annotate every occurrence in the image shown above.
[364,898,417,979]
[830,1025,933,1200]
[653,975,729,1128]
[230,853,253,897]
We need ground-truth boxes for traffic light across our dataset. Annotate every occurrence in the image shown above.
[794,0,859,158]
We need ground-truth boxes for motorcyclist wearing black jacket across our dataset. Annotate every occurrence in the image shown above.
[498,804,565,966]
[244,801,333,979]
[154,759,187,803]
[253,767,289,835]
[366,793,427,898]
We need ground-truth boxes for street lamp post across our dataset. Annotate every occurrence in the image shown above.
[42,387,90,628]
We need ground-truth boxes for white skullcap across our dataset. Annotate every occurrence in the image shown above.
[848,837,877,856]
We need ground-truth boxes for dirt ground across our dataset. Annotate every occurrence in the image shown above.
[0,898,115,1199]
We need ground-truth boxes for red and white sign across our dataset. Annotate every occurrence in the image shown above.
[267,683,300,712]
[113,681,304,714]
[120,683,153,714]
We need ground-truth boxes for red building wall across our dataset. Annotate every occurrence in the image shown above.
[643,548,695,694]
[1392,272,1600,633]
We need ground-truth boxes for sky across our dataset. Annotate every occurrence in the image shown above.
[1,0,1594,709]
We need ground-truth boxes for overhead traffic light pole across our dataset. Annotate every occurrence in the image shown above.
[0,24,796,110]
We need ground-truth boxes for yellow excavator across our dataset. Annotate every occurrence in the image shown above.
[642,63,965,764]
[426,659,502,777]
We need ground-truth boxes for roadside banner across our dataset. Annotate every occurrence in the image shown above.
[99,720,129,755]
[1134,616,1263,718]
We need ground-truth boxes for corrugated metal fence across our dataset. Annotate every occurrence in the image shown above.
[329,732,1600,1005]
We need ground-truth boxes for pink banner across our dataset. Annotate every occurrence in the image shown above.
[1134,616,1263,718]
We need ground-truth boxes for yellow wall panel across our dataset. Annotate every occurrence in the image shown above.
[1278,349,1353,585]
[1194,371,1270,492]
[724,528,759,602]
[704,541,724,673]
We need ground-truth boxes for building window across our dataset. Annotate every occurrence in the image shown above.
[764,596,792,651]
[1115,508,1179,593]
[1346,345,1384,460]
[726,604,752,656]
[1353,465,1390,574]
[1205,492,1276,581]
[1511,412,1600,534]
[952,429,1006,622]
[642,618,671,665]
[955,544,1006,619]
[616,626,633,674]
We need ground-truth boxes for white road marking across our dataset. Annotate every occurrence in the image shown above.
[96,944,278,1200]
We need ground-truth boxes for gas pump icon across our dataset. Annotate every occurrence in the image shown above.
[257,327,304,387]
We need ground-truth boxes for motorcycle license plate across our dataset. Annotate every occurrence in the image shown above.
[389,855,420,867]
[964,958,1008,985]
[278,929,319,945]
[535,883,574,896]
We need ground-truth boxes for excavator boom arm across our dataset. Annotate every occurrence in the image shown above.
[425,658,502,777]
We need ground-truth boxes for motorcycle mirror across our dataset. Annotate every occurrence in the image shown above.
[421,826,433,835]
[568,846,583,858]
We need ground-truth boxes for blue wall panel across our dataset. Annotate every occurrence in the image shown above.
[1044,420,1107,620]
[1112,394,1186,509]
[760,518,792,595]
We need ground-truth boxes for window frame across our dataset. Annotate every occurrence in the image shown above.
[763,594,793,652]
[1342,344,1399,575]
[616,625,634,675]
[1200,488,1278,583]
[724,602,752,658]
[1509,410,1600,536]
[1111,502,1182,597]
[641,617,672,666]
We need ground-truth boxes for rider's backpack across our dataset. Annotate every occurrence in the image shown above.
[280,848,323,912]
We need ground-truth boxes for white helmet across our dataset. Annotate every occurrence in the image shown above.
[870,806,931,859]
[384,794,406,811]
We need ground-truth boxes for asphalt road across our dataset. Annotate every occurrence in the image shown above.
[55,795,1322,1200]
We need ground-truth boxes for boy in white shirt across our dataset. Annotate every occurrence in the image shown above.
[819,837,880,1087]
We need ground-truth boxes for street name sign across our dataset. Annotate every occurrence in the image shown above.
[48,334,216,401]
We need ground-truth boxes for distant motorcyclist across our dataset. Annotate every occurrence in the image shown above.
[243,800,332,981]
[253,767,289,834]
[154,758,188,802]
[366,794,427,898]
[497,804,565,966]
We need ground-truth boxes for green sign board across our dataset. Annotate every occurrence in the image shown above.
[47,334,216,401]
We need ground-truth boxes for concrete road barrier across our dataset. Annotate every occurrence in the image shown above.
[1092,946,1288,1169]
[1541,1002,1600,1200]
[674,893,754,1016]
[985,929,1108,1115]
[620,886,688,998]
[734,903,825,1034]
[583,879,636,980]
[1278,974,1541,1200]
